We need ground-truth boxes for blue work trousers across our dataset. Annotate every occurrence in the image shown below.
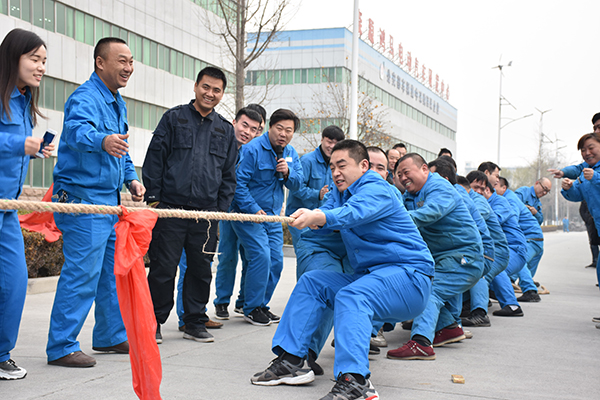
[490,247,525,308]
[294,232,352,357]
[213,220,246,306]
[469,254,510,312]
[272,267,431,378]
[232,220,283,314]
[0,211,28,363]
[411,256,482,343]
[512,240,543,293]
[47,210,126,362]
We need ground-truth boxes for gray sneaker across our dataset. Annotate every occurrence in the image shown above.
[320,373,379,400]
[251,355,315,386]
[0,359,27,380]
[183,327,214,343]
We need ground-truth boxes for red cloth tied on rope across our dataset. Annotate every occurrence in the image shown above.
[18,184,62,242]
[114,206,162,400]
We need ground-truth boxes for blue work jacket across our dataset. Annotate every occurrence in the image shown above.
[53,72,138,206]
[403,172,483,263]
[502,189,543,240]
[488,191,527,257]
[0,87,33,201]
[561,163,585,179]
[515,186,543,225]
[470,189,509,261]
[562,160,600,232]
[232,132,303,215]
[321,170,434,276]
[286,146,331,216]
[455,184,494,261]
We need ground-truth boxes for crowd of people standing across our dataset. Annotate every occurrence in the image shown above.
[1,29,599,400]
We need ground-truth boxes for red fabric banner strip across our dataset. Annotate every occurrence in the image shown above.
[18,184,62,242]
[114,206,162,400]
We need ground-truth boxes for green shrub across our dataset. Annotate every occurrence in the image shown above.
[22,229,64,278]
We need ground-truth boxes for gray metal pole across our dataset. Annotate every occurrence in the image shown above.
[349,0,359,140]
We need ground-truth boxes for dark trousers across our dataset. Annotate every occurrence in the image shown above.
[148,207,218,330]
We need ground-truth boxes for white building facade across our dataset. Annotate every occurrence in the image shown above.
[245,28,457,159]
[1,0,234,193]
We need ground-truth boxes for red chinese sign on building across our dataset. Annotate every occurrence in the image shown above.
[368,19,374,44]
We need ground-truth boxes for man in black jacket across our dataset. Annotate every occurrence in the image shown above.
[142,67,238,343]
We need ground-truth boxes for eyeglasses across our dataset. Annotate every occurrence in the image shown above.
[539,182,551,194]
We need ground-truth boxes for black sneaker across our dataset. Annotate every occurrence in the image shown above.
[261,307,280,323]
[308,350,324,376]
[369,342,380,355]
[215,304,229,320]
[155,324,162,344]
[234,306,244,315]
[319,373,379,400]
[0,359,27,380]
[244,307,271,326]
[183,326,214,343]
[461,310,491,327]
[251,355,315,386]
[401,320,413,330]
[492,305,524,317]
[517,290,541,303]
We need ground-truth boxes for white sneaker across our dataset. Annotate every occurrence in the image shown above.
[370,328,387,347]
[0,359,27,380]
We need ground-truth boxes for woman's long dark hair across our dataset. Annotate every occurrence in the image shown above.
[0,28,46,126]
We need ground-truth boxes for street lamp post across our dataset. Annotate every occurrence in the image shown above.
[493,61,512,165]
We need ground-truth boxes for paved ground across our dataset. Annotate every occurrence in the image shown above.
[3,230,600,399]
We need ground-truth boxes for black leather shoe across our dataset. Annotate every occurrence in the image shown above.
[492,305,524,317]
[517,290,541,302]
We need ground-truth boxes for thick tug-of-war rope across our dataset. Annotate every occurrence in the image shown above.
[1,199,295,224]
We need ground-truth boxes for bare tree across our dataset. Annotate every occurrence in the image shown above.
[206,0,292,111]
[294,68,392,150]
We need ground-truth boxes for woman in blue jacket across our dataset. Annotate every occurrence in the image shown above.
[0,29,52,380]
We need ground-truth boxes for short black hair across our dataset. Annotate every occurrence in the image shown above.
[397,152,427,169]
[235,107,262,125]
[94,37,127,71]
[392,143,406,150]
[466,170,489,185]
[269,108,300,132]
[428,158,457,185]
[498,176,509,189]
[478,161,501,174]
[331,139,369,165]
[196,66,227,89]
[592,113,600,125]
[246,103,266,123]
[366,146,388,162]
[438,148,453,158]
[457,175,470,189]
[438,155,456,170]
[322,125,345,141]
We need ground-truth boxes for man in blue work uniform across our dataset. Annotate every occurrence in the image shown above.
[143,67,238,344]
[48,38,145,367]
[250,140,434,400]
[468,171,524,317]
[515,178,552,225]
[286,125,344,259]
[210,105,264,320]
[496,177,544,303]
[387,154,484,360]
[427,160,496,328]
[231,109,304,326]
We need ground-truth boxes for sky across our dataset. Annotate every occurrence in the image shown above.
[284,0,600,172]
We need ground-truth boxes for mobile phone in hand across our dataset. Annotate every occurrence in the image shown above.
[36,129,57,158]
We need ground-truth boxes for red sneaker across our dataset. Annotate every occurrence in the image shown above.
[386,340,436,360]
[433,326,466,347]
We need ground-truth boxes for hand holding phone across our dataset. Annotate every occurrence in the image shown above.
[36,129,57,158]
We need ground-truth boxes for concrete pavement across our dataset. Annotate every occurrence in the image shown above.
[3,231,600,399]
